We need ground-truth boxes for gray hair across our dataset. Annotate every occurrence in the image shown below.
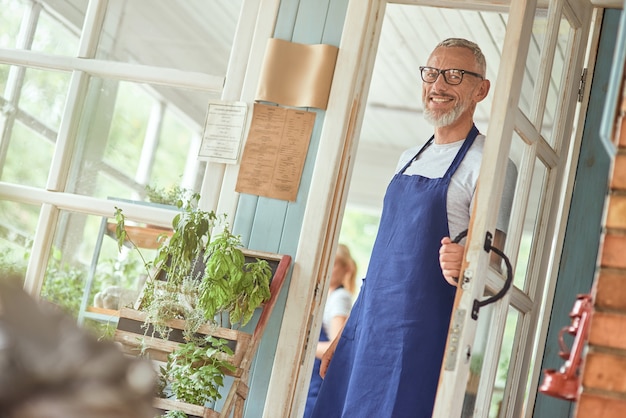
[435,38,487,77]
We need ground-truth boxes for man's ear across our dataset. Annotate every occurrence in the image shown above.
[474,79,491,102]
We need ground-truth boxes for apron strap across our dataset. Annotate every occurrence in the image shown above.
[442,124,479,179]
[398,124,480,177]
[398,135,434,174]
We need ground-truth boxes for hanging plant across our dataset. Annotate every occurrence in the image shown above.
[198,229,272,327]
[161,336,237,406]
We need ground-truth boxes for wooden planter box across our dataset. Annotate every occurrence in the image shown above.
[113,250,291,418]
[153,397,219,418]
[115,308,252,369]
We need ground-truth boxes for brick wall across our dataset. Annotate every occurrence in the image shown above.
[575,76,626,418]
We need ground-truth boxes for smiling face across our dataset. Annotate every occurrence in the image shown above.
[422,46,490,130]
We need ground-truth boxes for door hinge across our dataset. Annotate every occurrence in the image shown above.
[578,68,588,102]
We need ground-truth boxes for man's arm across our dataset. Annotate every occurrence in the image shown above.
[441,157,517,284]
[439,229,506,286]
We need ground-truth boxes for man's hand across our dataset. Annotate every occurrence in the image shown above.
[439,237,464,286]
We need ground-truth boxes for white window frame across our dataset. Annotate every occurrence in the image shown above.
[0,0,267,295]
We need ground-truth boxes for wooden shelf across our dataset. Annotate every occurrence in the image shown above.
[113,251,292,418]
[81,306,120,324]
[105,222,172,250]
[86,306,120,316]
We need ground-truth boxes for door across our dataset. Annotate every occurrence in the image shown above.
[432,0,595,417]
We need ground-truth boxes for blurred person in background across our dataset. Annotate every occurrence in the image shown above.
[303,243,357,418]
[0,278,156,418]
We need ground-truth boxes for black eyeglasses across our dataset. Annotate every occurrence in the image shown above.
[419,66,484,85]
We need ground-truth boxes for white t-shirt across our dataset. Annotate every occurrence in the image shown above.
[395,134,517,240]
[322,287,352,335]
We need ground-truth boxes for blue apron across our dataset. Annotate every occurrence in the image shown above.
[310,126,479,418]
[304,327,330,418]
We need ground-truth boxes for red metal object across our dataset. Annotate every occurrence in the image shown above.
[539,293,593,401]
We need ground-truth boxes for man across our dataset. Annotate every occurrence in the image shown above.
[310,38,505,417]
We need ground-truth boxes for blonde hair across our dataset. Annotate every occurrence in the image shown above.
[336,243,357,295]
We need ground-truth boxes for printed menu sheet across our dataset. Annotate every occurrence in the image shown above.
[198,101,248,163]
[235,103,316,201]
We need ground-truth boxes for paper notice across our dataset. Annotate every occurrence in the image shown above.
[198,101,248,163]
[235,103,316,201]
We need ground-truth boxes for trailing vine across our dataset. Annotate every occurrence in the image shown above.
[162,336,236,407]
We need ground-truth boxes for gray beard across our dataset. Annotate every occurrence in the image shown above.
[423,105,463,128]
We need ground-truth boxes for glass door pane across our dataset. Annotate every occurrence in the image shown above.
[542,17,574,149]
[434,0,593,416]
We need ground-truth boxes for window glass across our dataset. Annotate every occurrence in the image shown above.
[102,82,153,176]
[0,200,39,276]
[97,0,242,74]
[511,131,548,292]
[0,0,80,54]
[458,306,521,418]
[39,210,154,338]
[489,307,521,417]
[19,67,71,132]
[0,64,8,94]
[542,16,572,148]
[2,120,54,187]
[67,77,215,202]
[153,110,203,188]
[519,8,548,119]
[0,0,28,49]
[32,7,80,55]
[0,66,70,186]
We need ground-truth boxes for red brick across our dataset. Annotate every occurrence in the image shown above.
[582,352,626,392]
[600,234,626,270]
[588,312,626,350]
[606,196,626,230]
[612,155,626,190]
[576,393,626,418]
[595,271,626,311]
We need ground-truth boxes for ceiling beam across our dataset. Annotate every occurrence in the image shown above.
[390,0,622,11]
[591,0,623,7]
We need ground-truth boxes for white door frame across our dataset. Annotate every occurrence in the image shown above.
[264,0,599,417]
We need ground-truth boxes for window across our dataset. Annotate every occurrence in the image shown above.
[0,0,244,337]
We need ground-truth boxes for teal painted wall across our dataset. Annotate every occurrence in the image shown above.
[229,0,350,415]
[532,8,620,418]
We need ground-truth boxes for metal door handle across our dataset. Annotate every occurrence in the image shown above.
[452,230,514,320]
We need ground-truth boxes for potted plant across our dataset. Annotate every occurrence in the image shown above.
[113,192,273,416]
[144,184,193,207]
